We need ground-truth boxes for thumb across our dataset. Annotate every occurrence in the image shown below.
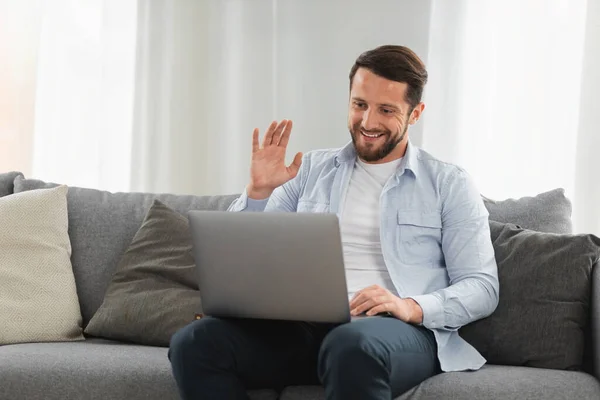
[287,152,303,177]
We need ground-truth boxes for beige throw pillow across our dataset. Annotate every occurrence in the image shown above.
[0,185,84,344]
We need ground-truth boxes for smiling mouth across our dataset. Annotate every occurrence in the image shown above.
[361,130,384,138]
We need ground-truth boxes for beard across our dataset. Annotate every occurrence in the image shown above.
[349,120,408,163]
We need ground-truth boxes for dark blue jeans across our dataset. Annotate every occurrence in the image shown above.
[168,316,439,400]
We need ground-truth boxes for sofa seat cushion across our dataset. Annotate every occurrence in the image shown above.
[0,339,278,400]
[280,365,600,400]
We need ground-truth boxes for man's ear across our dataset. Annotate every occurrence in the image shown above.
[410,102,425,124]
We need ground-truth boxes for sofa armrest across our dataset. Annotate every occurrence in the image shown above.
[593,260,600,381]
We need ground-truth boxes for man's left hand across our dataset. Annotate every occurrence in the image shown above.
[349,285,423,324]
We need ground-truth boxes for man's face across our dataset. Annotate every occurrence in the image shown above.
[348,68,421,164]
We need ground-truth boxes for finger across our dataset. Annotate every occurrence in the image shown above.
[350,290,362,303]
[286,152,303,178]
[270,119,288,145]
[349,287,378,308]
[252,128,260,153]
[366,302,392,316]
[352,295,386,315]
[277,119,293,147]
[262,121,278,147]
[350,296,366,312]
[349,289,361,305]
[351,299,375,316]
[349,291,366,309]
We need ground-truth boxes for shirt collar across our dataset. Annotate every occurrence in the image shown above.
[333,139,420,179]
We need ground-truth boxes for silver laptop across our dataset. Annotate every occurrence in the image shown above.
[188,210,352,323]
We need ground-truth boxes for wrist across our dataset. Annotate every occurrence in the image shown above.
[246,184,274,200]
[406,298,424,324]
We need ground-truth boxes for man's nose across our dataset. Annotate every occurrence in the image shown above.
[361,109,378,131]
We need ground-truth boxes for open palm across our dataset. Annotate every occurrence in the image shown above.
[249,120,303,196]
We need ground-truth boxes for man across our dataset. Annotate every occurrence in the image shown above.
[169,45,499,399]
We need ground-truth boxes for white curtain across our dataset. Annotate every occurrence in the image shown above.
[31,0,137,192]
[422,0,599,235]
[0,0,43,176]
[22,0,599,234]
[573,0,600,236]
[130,0,433,196]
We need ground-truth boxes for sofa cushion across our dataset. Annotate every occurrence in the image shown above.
[481,188,597,375]
[0,171,22,197]
[12,175,239,326]
[0,339,277,400]
[279,365,600,400]
[482,188,572,234]
[458,221,600,370]
[398,364,600,400]
[85,200,201,347]
[0,185,84,345]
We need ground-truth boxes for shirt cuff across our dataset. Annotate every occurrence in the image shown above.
[228,188,270,212]
[408,294,444,330]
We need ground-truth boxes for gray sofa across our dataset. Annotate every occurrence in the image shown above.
[0,171,599,400]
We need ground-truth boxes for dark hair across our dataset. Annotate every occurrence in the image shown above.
[349,45,428,109]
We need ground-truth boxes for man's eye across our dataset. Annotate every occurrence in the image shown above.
[381,108,393,114]
[354,102,366,108]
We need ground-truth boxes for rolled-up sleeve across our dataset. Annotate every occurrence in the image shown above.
[410,169,499,331]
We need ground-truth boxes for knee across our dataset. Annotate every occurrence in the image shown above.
[168,317,223,365]
[318,325,379,370]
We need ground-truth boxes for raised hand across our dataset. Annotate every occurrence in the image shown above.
[247,120,303,199]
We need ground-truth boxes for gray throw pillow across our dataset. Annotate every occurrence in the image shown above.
[0,172,23,198]
[84,200,201,346]
[459,221,600,370]
[482,188,572,234]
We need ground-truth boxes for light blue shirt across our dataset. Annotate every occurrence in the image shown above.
[227,140,500,372]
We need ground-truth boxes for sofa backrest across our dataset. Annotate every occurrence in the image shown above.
[13,175,239,326]
[482,188,573,234]
[592,263,600,378]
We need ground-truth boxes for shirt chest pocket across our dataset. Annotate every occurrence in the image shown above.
[396,211,443,267]
[297,200,330,213]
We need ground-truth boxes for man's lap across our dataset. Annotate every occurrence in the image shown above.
[319,317,439,372]
[318,317,439,396]
[324,316,437,352]
[172,315,439,376]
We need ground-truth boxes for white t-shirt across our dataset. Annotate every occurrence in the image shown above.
[340,157,402,299]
